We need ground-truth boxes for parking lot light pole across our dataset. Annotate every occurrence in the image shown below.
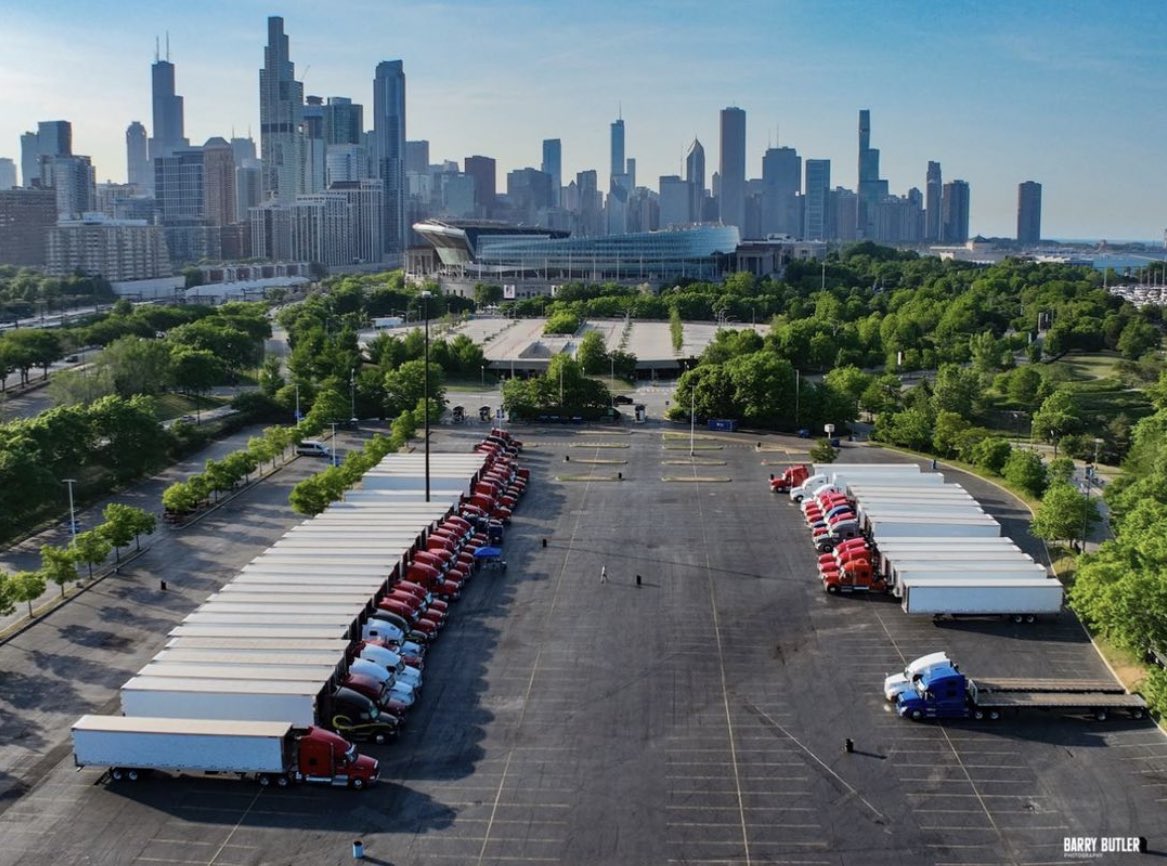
[689,392,695,457]
[63,478,77,540]
[330,422,337,466]
[421,291,432,502]
[349,369,357,423]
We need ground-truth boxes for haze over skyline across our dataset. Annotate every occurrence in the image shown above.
[1,0,1163,241]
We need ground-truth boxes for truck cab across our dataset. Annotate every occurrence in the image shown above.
[770,465,810,493]
[328,687,399,744]
[295,726,380,789]
[883,652,951,701]
[895,664,971,721]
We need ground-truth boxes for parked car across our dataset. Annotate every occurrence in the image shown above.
[613,394,634,405]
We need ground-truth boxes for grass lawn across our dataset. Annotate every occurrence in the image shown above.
[154,392,229,421]
[1049,351,1125,382]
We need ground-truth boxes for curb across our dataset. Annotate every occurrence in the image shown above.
[0,544,152,646]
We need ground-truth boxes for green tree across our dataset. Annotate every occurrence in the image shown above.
[859,373,902,417]
[971,437,1013,474]
[576,331,608,375]
[0,570,14,617]
[69,529,111,580]
[1046,456,1076,485]
[1004,365,1044,409]
[9,570,46,617]
[170,347,225,400]
[47,365,117,407]
[474,283,503,307]
[40,544,79,597]
[383,360,445,416]
[1002,448,1047,496]
[543,311,580,335]
[823,365,872,414]
[4,329,62,383]
[258,355,285,396]
[1031,389,1081,442]
[162,481,200,515]
[724,352,797,427]
[1117,319,1161,360]
[874,407,933,451]
[808,439,838,463]
[969,330,1005,375]
[1031,482,1101,546]
[102,502,154,559]
[99,335,173,396]
[931,364,983,417]
[931,410,968,457]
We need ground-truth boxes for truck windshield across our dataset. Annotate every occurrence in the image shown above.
[345,744,358,762]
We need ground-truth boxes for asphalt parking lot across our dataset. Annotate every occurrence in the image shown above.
[0,427,1164,865]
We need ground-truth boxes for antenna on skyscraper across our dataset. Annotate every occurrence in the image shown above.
[166,31,170,61]
[618,101,622,121]
[155,36,159,63]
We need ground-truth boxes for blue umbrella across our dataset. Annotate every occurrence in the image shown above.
[473,546,503,559]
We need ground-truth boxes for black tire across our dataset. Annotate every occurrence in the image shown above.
[826,584,839,595]
[1024,614,1037,624]
[793,494,804,503]
[373,732,387,745]
[350,777,366,791]
[1011,614,1024,624]
[973,709,985,720]
[989,710,1000,721]
[276,774,291,788]
[1094,709,1109,721]
[1131,708,1146,720]
[110,768,124,781]
[910,709,923,722]
[258,774,271,787]
[126,769,140,782]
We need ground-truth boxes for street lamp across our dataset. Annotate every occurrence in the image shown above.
[349,368,357,424]
[330,422,337,466]
[480,364,485,392]
[420,290,432,502]
[63,478,78,540]
[294,382,301,422]
[689,391,696,457]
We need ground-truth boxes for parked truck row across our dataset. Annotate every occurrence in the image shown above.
[777,463,1064,623]
[72,430,530,789]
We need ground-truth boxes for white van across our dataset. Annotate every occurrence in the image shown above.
[295,440,330,457]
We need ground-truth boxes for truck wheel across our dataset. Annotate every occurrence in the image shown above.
[1130,708,1146,720]
[793,494,804,503]
[973,709,985,720]
[910,709,923,721]
[110,768,124,781]
[258,774,272,787]
[1094,709,1109,721]
[350,777,366,791]
[276,774,291,787]
[988,710,1000,721]
[1024,615,1037,624]
[825,584,839,594]
[1011,614,1024,624]
[373,733,387,745]
[126,769,140,782]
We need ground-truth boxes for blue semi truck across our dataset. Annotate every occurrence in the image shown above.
[894,659,1148,722]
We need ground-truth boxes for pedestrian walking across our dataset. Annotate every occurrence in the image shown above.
[600,565,608,584]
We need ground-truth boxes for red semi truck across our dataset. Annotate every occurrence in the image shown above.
[770,465,810,493]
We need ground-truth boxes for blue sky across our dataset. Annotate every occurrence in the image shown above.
[2,0,1163,240]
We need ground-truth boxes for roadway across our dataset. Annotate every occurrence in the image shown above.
[0,427,1161,865]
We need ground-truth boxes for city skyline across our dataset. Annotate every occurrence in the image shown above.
[1,1,1163,240]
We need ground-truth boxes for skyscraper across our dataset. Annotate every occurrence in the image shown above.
[658,175,689,228]
[259,16,303,204]
[924,161,942,242]
[405,141,430,176]
[322,97,363,146]
[0,159,15,191]
[37,121,73,160]
[685,138,705,224]
[20,133,38,187]
[719,107,746,233]
[804,159,831,240]
[373,60,406,259]
[610,118,625,185]
[202,137,236,226]
[542,139,562,207]
[1017,181,1042,244]
[761,146,801,236]
[48,155,96,220]
[149,43,188,162]
[941,179,971,244]
[857,109,885,239]
[126,122,150,191]
[464,155,496,217]
[231,136,258,167]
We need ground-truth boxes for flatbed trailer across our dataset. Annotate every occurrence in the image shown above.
[895,662,1148,722]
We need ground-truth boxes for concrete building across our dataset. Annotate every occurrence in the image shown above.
[202,138,236,227]
[832,187,858,241]
[235,164,262,223]
[1017,180,1042,244]
[38,121,72,161]
[925,161,942,242]
[329,180,384,265]
[541,139,561,207]
[149,46,188,162]
[405,140,429,176]
[0,188,57,265]
[0,158,16,191]
[803,159,831,241]
[506,168,554,224]
[719,108,746,233]
[126,122,150,191]
[326,144,369,187]
[47,215,171,280]
[259,16,303,203]
[941,179,971,244]
[373,59,406,260]
[231,136,258,167]
[465,155,496,218]
[440,174,476,219]
[300,96,327,194]
[856,109,884,239]
[658,175,689,228]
